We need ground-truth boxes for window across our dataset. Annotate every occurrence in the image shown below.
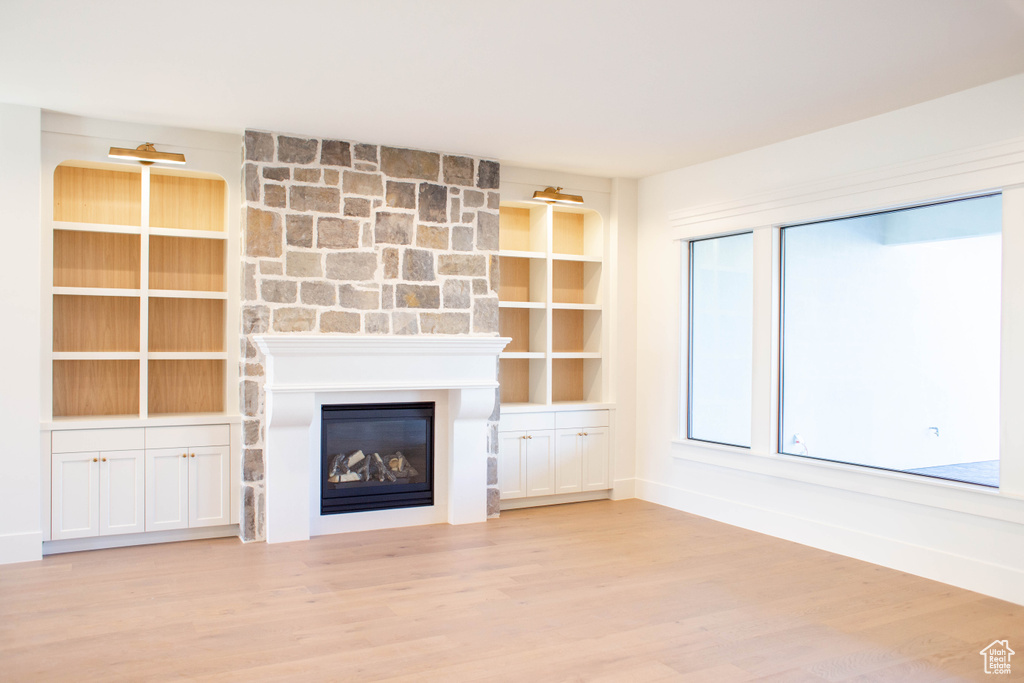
[780,194,1002,486]
[688,232,753,447]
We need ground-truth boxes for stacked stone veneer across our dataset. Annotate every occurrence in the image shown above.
[240,130,501,541]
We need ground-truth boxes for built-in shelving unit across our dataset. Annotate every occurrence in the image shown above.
[49,162,228,418]
[498,203,606,406]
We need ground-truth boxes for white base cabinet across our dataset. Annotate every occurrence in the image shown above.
[51,424,234,542]
[500,430,555,499]
[147,445,230,531]
[52,449,145,540]
[499,409,611,504]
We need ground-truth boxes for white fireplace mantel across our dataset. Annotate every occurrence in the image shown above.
[253,334,509,543]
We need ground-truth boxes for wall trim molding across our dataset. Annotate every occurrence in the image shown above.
[636,477,1024,606]
[668,135,1024,239]
[0,531,43,565]
[670,440,1024,526]
[43,525,239,555]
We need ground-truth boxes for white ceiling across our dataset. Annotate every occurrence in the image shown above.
[2,0,1024,178]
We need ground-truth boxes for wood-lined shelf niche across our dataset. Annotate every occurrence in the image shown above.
[49,160,229,420]
[497,201,608,408]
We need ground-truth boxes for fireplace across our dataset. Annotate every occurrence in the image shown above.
[321,402,434,514]
[253,335,508,543]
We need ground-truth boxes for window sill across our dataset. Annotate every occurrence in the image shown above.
[670,437,1024,526]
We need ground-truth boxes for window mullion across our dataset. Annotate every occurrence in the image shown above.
[751,226,779,454]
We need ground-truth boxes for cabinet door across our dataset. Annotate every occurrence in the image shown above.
[525,430,555,497]
[100,449,145,536]
[499,431,527,499]
[554,429,583,494]
[582,427,610,491]
[52,452,99,540]
[146,448,189,531]
[189,445,230,527]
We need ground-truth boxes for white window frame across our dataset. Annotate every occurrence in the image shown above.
[671,138,1024,527]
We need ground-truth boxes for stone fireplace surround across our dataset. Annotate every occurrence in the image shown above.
[241,130,503,541]
[255,335,508,543]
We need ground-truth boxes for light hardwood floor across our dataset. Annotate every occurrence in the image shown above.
[1,500,1020,681]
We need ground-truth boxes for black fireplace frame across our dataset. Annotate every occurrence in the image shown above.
[320,402,435,515]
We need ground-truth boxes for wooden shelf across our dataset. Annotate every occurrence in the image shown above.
[498,205,548,252]
[49,158,230,421]
[54,231,141,289]
[498,255,545,304]
[149,227,228,241]
[149,236,225,292]
[53,360,140,417]
[148,360,224,415]
[150,172,226,232]
[552,358,601,404]
[553,208,603,258]
[553,210,585,256]
[53,164,141,227]
[552,260,601,305]
[499,301,545,309]
[552,309,601,354]
[53,295,139,353]
[52,221,141,236]
[499,307,544,354]
[52,352,141,361]
[149,298,225,353]
[498,200,606,407]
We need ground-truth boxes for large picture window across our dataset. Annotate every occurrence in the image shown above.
[780,194,1002,486]
[688,232,753,447]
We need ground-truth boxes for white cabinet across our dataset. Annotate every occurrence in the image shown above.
[579,427,610,491]
[525,431,555,497]
[52,449,145,540]
[499,430,555,499]
[190,445,231,527]
[146,445,230,531]
[554,427,610,494]
[50,424,233,543]
[146,448,189,531]
[499,410,611,504]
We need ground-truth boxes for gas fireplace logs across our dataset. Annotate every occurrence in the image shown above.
[327,449,419,484]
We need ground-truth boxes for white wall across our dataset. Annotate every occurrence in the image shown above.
[636,74,1024,605]
[0,104,42,563]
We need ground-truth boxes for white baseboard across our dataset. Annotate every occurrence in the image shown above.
[43,525,240,556]
[636,478,1024,606]
[611,477,636,500]
[500,490,610,511]
[0,531,43,565]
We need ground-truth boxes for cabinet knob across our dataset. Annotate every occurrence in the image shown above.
[182,454,188,459]
[583,432,588,437]
[190,453,195,458]
[92,458,98,462]
[577,432,583,437]
[101,457,107,462]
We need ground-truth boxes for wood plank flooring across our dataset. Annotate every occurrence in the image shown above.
[1,500,1020,681]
